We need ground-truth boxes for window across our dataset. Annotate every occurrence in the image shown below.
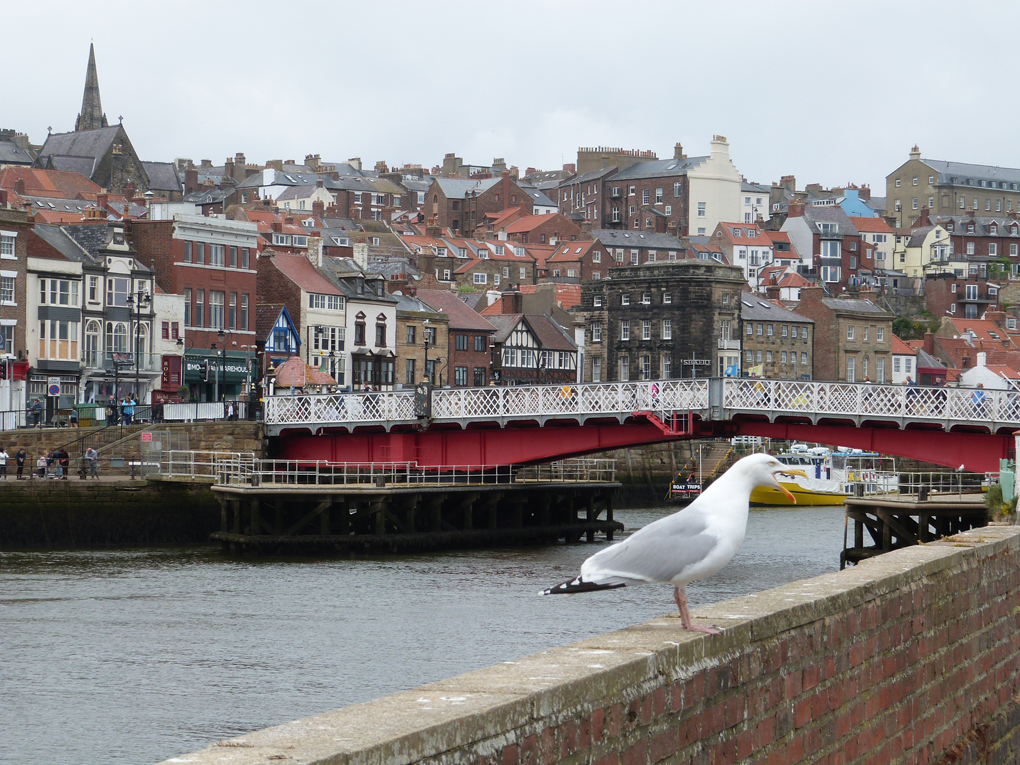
[0,275,14,304]
[195,242,205,265]
[619,356,629,381]
[746,350,753,362]
[781,325,788,338]
[801,352,808,365]
[592,249,601,263]
[640,354,651,380]
[240,294,249,332]
[474,335,486,352]
[454,366,468,386]
[473,272,487,285]
[406,325,416,345]
[208,244,225,267]
[593,295,602,307]
[746,323,753,336]
[766,351,773,363]
[766,324,774,337]
[621,294,630,306]
[662,319,672,340]
[847,325,855,340]
[673,182,682,197]
[663,292,672,304]
[39,319,79,360]
[40,278,79,307]
[106,277,129,307]
[641,292,651,304]
[473,368,485,386]
[228,292,237,329]
[967,242,975,255]
[877,327,884,342]
[308,294,344,311]
[375,317,387,347]
[655,188,663,204]
[781,351,787,363]
[846,356,856,383]
[184,288,192,326]
[242,248,250,269]
[876,357,885,383]
[591,322,602,342]
[405,358,416,385]
[455,334,468,351]
[757,323,764,336]
[642,320,651,340]
[184,241,192,263]
[592,357,601,382]
[989,243,998,256]
[697,202,706,217]
[620,320,630,341]
[209,291,225,329]
[662,354,672,379]
[354,314,366,346]
[756,350,762,363]
[87,275,99,303]
[642,189,649,204]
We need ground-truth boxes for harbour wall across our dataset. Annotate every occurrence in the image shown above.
[161,525,1020,765]
[0,480,221,547]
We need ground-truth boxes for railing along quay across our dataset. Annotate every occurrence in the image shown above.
[157,451,616,489]
[263,378,1020,433]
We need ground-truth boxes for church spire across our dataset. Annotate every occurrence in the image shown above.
[75,43,109,132]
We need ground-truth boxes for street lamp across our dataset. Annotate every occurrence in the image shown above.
[126,288,152,412]
[422,319,431,384]
[215,328,234,409]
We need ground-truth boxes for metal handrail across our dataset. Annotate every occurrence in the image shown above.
[845,470,994,498]
[158,452,616,487]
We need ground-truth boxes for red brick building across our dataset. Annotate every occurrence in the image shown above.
[546,240,610,282]
[426,173,533,236]
[502,212,582,245]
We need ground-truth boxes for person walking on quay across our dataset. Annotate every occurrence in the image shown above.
[122,397,134,426]
[0,446,8,479]
[36,454,46,478]
[227,401,235,421]
[106,396,117,425]
[57,448,70,480]
[30,398,43,428]
[69,408,79,428]
[15,448,27,479]
[85,447,99,479]
[46,451,57,479]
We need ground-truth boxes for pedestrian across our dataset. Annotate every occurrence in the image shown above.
[122,397,134,425]
[47,451,57,479]
[227,401,235,421]
[107,396,117,425]
[36,454,46,479]
[31,398,43,428]
[85,446,99,479]
[58,448,70,480]
[15,448,27,479]
[0,446,7,479]
[69,408,79,428]
[971,383,989,418]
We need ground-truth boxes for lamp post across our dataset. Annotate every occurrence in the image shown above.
[216,328,234,416]
[126,288,152,412]
[422,319,431,384]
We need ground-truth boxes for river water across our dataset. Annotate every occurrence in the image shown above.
[1,504,846,765]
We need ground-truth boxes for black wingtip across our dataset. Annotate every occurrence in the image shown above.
[539,577,627,596]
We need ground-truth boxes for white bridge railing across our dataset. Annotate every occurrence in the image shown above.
[263,378,1020,431]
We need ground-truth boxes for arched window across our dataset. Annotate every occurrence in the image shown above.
[106,321,128,353]
[134,322,149,358]
[375,314,387,347]
[85,320,101,366]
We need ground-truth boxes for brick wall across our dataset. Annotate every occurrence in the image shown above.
[163,525,1020,765]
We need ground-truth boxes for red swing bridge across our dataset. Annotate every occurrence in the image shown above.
[263,378,1020,474]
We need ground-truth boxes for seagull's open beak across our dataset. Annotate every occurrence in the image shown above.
[772,466,808,504]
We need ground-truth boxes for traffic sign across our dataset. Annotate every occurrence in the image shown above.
[47,376,61,397]
[141,433,152,442]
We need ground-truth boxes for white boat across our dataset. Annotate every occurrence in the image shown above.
[750,447,896,506]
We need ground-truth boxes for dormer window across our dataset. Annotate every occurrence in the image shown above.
[968,224,975,233]
[991,224,998,235]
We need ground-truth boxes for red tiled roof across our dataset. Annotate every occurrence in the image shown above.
[269,252,342,295]
[548,241,598,263]
[714,222,772,246]
[850,216,894,234]
[0,167,103,198]
[272,355,336,387]
[891,335,915,355]
[502,212,564,234]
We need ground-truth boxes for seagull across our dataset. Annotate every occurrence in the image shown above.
[540,453,808,634]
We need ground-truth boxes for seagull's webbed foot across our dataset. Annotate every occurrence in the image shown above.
[673,586,721,635]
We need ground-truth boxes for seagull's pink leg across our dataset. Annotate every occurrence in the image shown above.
[674,586,721,635]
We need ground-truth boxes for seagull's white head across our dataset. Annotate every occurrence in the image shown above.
[736,453,809,503]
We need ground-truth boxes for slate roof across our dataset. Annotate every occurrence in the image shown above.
[485,313,576,350]
[800,205,859,236]
[921,158,1020,187]
[0,139,33,165]
[30,225,91,262]
[820,298,889,315]
[184,187,235,205]
[44,155,97,176]
[590,229,685,250]
[36,127,125,175]
[609,156,708,181]
[566,166,618,186]
[739,294,812,323]
[933,214,1020,237]
[142,161,182,193]
[435,177,500,199]
[518,184,556,207]
[416,289,497,332]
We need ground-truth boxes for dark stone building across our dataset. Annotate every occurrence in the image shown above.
[579,261,744,383]
[740,294,814,380]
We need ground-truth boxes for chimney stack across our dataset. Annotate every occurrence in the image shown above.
[14,178,25,196]
[788,200,806,218]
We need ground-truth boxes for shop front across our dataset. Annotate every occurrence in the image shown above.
[182,350,253,402]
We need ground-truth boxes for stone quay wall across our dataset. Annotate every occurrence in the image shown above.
[161,525,1020,765]
[0,480,220,547]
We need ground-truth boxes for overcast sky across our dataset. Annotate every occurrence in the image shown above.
[6,1,1019,192]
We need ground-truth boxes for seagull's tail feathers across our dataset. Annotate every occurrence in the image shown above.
[539,575,627,596]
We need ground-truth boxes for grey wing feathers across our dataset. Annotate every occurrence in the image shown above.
[581,511,716,585]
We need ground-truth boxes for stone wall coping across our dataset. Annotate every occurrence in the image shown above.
[158,525,1020,765]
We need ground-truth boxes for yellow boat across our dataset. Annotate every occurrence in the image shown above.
[749,482,847,506]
